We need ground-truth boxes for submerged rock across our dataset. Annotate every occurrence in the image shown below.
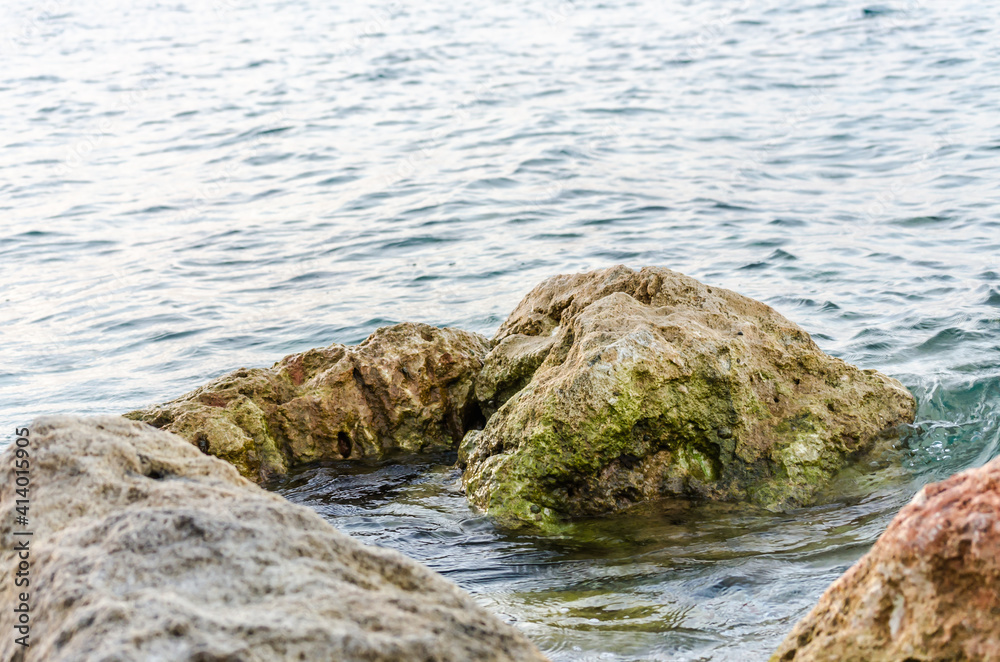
[127,323,489,481]
[0,416,549,662]
[463,266,916,530]
[771,456,1000,661]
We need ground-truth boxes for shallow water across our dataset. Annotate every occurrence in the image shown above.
[271,452,921,661]
[2,0,999,658]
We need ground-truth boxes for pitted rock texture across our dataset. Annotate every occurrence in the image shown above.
[463,265,916,530]
[127,323,489,481]
[771,455,1000,662]
[0,416,549,662]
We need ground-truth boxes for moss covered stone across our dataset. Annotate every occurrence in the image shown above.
[127,323,489,482]
[462,266,917,531]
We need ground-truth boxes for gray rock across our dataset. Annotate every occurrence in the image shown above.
[0,416,548,662]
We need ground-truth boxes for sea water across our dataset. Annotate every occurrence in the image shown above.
[1,0,998,659]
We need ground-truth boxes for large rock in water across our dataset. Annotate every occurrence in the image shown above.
[462,266,916,530]
[127,323,489,482]
[0,416,548,662]
[771,456,1000,661]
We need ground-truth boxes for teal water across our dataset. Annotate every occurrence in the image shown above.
[2,0,999,659]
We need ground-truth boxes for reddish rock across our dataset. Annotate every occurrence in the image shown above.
[772,456,1000,661]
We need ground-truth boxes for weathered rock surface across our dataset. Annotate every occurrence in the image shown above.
[127,323,489,481]
[0,416,549,662]
[463,266,916,530]
[772,456,1000,662]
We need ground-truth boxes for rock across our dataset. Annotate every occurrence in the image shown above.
[127,323,490,482]
[0,416,549,662]
[771,456,1000,661]
[463,266,916,530]
[475,333,556,420]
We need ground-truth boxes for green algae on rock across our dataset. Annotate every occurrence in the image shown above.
[127,323,489,482]
[462,266,917,530]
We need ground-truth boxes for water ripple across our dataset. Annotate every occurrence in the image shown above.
[2,0,999,659]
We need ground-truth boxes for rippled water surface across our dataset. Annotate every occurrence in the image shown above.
[2,0,999,659]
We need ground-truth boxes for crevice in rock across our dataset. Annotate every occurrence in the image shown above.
[337,431,353,459]
[351,365,392,441]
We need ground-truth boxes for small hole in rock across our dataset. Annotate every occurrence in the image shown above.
[338,431,353,458]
